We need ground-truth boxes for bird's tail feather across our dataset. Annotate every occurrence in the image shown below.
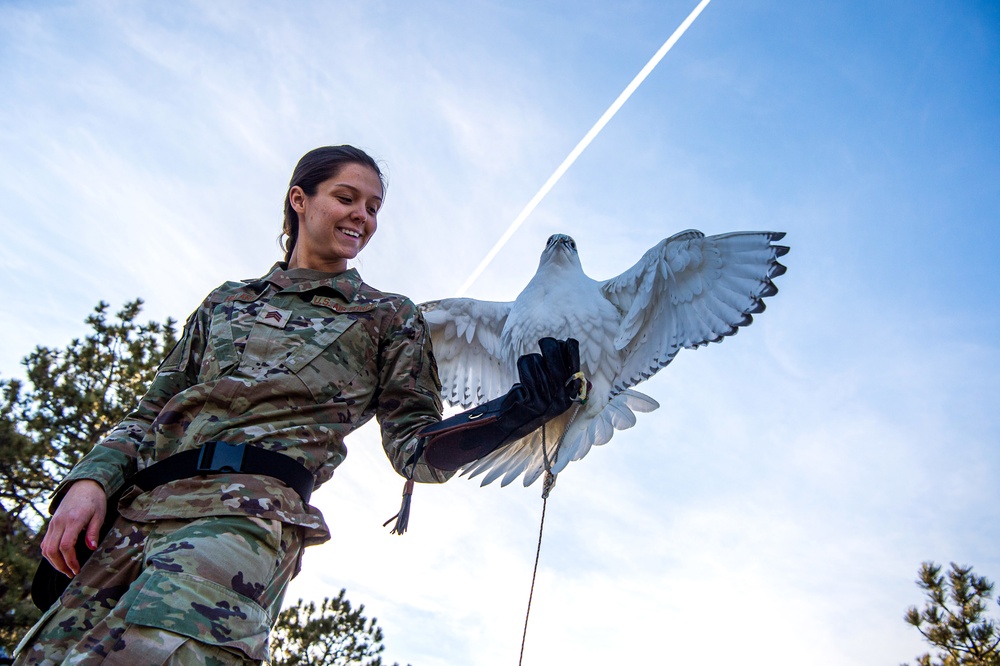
[460,389,660,486]
[620,389,659,413]
[549,389,659,476]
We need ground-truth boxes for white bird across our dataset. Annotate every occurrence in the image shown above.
[420,230,788,487]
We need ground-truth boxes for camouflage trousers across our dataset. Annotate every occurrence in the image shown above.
[14,513,303,665]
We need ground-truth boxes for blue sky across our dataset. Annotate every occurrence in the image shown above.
[1,1,998,664]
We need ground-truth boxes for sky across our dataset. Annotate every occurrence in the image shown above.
[1,0,998,664]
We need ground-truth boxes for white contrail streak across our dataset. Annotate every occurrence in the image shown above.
[455,0,712,297]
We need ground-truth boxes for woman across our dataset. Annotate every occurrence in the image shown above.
[15,146,580,665]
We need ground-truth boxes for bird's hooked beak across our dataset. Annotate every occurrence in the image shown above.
[539,233,580,270]
[544,234,578,254]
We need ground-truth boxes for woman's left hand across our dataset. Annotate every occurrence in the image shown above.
[40,479,107,577]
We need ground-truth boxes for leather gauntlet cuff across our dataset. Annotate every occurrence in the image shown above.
[418,396,509,472]
[418,337,583,473]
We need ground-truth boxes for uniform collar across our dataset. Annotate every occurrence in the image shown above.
[248,262,363,301]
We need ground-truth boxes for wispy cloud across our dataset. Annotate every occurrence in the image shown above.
[1,2,997,665]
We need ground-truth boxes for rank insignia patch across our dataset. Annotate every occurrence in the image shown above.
[258,304,292,328]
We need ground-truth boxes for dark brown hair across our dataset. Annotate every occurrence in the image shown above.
[281,145,386,264]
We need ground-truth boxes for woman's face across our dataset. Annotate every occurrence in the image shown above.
[287,162,383,272]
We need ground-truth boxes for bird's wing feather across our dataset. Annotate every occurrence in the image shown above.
[461,388,660,487]
[601,230,788,393]
[419,298,515,408]
[466,429,555,487]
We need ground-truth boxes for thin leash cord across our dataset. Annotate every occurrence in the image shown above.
[518,404,582,666]
[517,466,551,666]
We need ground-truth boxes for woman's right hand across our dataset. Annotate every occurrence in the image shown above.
[41,479,107,577]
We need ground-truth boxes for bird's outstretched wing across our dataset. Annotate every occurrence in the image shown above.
[601,230,788,394]
[419,298,515,408]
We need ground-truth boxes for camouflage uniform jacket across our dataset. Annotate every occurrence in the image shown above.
[56,263,451,545]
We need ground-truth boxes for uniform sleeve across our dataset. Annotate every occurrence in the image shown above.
[376,298,453,483]
[51,300,210,509]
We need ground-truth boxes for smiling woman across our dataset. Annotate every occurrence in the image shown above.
[16,145,583,665]
[282,146,386,273]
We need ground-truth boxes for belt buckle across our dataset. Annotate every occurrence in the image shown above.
[197,442,246,473]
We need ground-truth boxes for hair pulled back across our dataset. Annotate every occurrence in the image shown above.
[281,145,386,264]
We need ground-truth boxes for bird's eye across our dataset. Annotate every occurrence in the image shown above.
[570,240,577,250]
[546,235,556,246]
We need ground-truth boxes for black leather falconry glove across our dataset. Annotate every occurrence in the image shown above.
[419,337,585,472]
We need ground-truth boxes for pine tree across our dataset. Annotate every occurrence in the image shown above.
[902,561,1000,666]
[0,300,177,648]
[270,589,409,666]
[1,300,412,665]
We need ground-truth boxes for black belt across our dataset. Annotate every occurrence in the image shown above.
[31,442,314,612]
[132,441,315,504]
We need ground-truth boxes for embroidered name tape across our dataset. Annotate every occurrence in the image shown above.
[311,295,377,313]
[223,292,258,303]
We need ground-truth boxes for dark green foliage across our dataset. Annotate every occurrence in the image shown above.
[270,589,409,666]
[0,300,177,648]
[0,300,409,664]
[902,561,1000,666]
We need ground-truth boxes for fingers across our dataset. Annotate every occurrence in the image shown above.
[514,338,584,415]
[560,338,584,401]
[39,523,64,576]
[538,337,580,377]
[515,352,549,406]
[41,480,107,578]
[86,509,104,551]
[41,517,79,578]
[60,524,83,577]
[536,337,561,378]
[537,338,581,406]
[536,339,566,409]
[563,338,580,372]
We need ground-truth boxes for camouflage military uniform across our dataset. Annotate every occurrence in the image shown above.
[15,264,451,665]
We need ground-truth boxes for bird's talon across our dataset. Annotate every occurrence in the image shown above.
[567,372,588,403]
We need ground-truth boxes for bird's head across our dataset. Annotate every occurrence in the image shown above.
[540,234,582,270]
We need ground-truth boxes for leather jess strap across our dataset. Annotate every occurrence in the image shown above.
[132,442,315,504]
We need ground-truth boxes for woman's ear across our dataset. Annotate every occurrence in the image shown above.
[288,185,307,214]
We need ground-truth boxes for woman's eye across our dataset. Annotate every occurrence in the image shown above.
[337,196,352,204]
[368,207,378,215]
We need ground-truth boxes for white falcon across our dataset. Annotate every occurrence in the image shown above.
[420,230,788,486]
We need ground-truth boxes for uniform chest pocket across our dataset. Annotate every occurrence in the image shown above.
[198,303,242,382]
[284,318,375,403]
